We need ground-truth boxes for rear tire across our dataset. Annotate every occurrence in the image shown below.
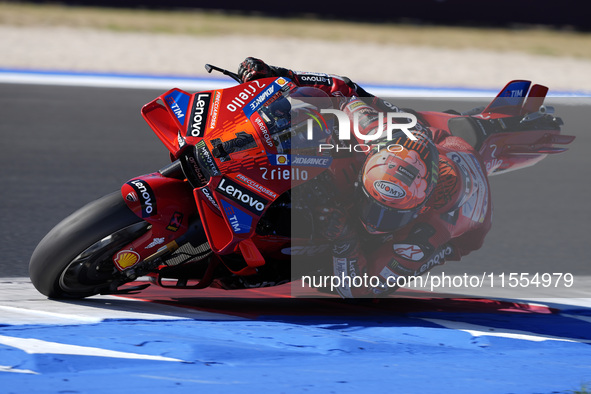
[29,192,148,299]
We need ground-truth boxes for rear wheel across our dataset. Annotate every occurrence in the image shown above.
[29,192,149,299]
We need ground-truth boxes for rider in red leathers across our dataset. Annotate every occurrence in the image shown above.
[238,57,493,297]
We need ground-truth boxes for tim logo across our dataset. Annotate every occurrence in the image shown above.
[502,89,524,97]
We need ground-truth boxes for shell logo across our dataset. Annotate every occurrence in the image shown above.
[276,154,288,165]
[276,77,287,86]
[113,250,140,270]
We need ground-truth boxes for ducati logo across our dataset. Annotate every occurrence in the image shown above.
[126,192,138,202]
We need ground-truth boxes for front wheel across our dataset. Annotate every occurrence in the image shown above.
[29,192,149,299]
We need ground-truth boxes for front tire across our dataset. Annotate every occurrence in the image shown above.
[29,192,148,299]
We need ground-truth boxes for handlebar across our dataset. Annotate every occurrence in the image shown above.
[205,64,242,83]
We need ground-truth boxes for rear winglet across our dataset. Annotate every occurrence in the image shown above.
[483,80,531,115]
[521,84,549,115]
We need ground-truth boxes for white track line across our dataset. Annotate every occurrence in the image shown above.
[0,334,185,362]
[0,365,39,375]
[0,305,104,323]
[420,317,591,344]
[0,68,498,96]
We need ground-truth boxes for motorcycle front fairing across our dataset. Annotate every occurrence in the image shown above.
[112,87,211,273]
[115,171,198,271]
[187,79,334,273]
[118,77,333,277]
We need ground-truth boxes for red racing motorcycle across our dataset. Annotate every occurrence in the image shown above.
[29,64,574,298]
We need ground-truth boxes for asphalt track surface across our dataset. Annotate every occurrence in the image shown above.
[1,79,591,393]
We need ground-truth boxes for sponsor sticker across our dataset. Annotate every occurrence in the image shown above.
[490,80,530,108]
[253,114,274,149]
[297,74,333,86]
[393,244,425,261]
[275,77,289,87]
[374,180,406,199]
[114,250,140,270]
[388,259,414,276]
[220,200,253,234]
[164,90,191,125]
[226,81,263,113]
[268,154,290,166]
[177,131,186,149]
[200,187,220,211]
[145,237,165,249]
[395,164,419,186]
[127,179,157,218]
[207,90,222,130]
[184,151,208,187]
[187,93,211,138]
[243,78,289,118]
[291,155,332,167]
[166,212,184,232]
[413,245,453,276]
[234,173,278,200]
[216,177,269,215]
[260,166,308,181]
[196,140,221,176]
[125,192,138,202]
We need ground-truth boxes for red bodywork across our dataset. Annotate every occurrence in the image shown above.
[117,77,311,275]
[421,80,574,176]
[113,78,574,284]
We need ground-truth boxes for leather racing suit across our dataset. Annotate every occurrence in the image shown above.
[238,57,493,297]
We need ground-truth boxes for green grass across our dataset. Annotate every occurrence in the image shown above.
[1,2,591,59]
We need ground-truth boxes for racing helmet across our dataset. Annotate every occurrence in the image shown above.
[357,131,439,234]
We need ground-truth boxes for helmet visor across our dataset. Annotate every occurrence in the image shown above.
[356,186,418,233]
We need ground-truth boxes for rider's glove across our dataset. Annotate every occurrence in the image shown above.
[238,57,295,83]
[316,207,350,241]
[238,57,275,82]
